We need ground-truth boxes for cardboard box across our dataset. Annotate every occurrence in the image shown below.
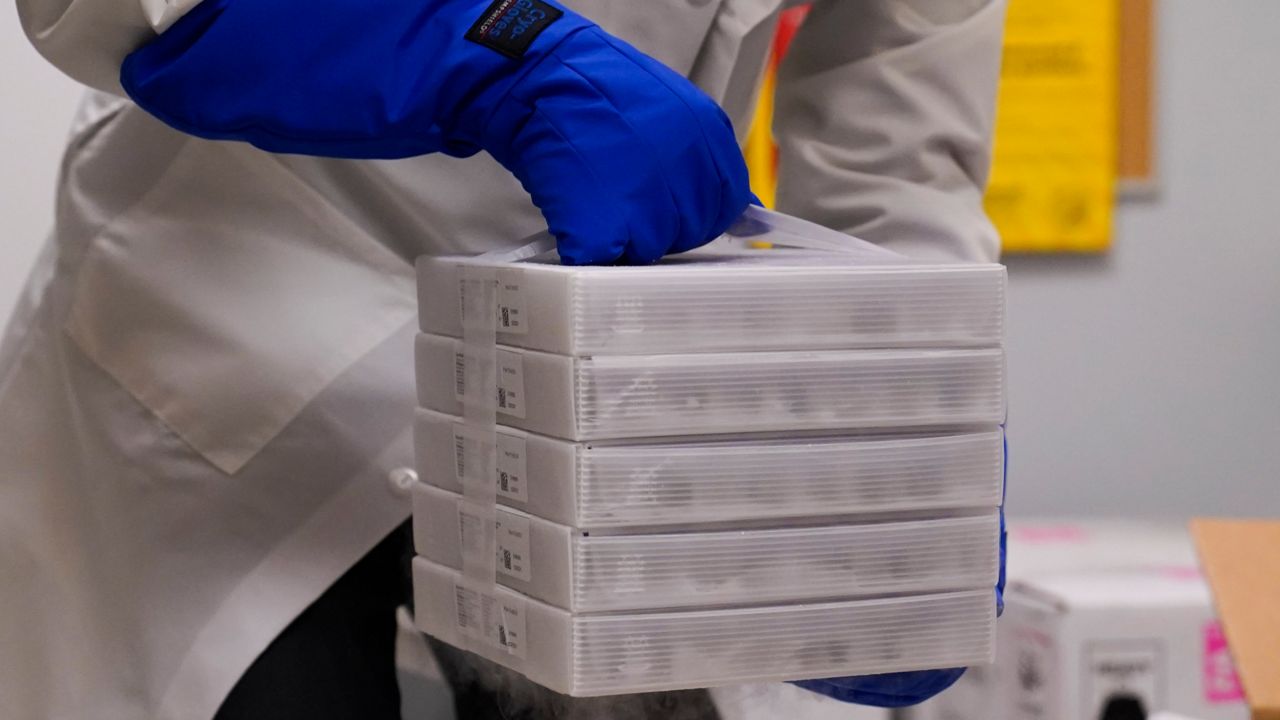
[1192,519,1280,720]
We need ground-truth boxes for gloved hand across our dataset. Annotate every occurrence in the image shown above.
[121,0,752,265]
[793,433,1008,707]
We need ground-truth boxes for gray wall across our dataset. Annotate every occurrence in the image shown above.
[1005,1,1280,517]
[0,1,80,324]
[2,2,1278,518]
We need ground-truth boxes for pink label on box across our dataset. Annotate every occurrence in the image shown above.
[1158,565,1203,581]
[1203,621,1245,703]
[1010,525,1088,544]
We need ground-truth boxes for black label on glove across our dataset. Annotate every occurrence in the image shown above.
[466,0,564,59]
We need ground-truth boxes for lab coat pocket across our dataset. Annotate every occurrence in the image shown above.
[65,139,417,475]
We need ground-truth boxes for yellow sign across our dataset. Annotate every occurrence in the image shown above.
[745,7,808,209]
[746,3,1118,252]
[986,0,1119,252]
[745,58,779,209]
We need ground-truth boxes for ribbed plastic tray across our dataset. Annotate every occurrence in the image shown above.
[416,334,1006,441]
[417,246,1006,354]
[414,558,996,696]
[416,409,1005,528]
[413,483,1001,612]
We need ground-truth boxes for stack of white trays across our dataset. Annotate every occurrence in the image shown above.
[411,227,1006,697]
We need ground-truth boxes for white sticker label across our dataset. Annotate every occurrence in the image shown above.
[495,513,532,582]
[459,272,528,335]
[496,433,528,501]
[453,427,527,501]
[458,504,533,583]
[496,269,528,335]
[497,594,526,659]
[452,349,525,418]
[496,349,525,418]
[454,583,526,658]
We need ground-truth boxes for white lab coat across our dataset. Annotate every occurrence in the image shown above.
[0,1,1006,718]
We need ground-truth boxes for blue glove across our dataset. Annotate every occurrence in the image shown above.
[794,432,1008,707]
[121,0,752,265]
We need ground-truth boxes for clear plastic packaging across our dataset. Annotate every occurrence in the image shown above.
[414,482,1001,612]
[416,409,1005,527]
[414,557,996,696]
[417,246,1006,355]
[417,334,1006,441]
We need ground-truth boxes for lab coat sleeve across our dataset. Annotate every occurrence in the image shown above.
[14,0,181,94]
[109,0,750,262]
[773,0,1008,263]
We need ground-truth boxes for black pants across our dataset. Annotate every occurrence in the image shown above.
[214,523,719,720]
[212,523,413,720]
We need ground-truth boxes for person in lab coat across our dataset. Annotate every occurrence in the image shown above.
[2,0,1006,718]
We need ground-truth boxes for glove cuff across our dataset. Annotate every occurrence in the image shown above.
[791,668,968,708]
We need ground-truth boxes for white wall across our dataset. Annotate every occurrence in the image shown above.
[0,2,81,324]
[1005,1,1280,517]
[2,2,1277,518]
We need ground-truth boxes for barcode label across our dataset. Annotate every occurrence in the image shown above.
[454,583,477,628]
[495,513,532,582]
[457,271,528,335]
[453,432,466,480]
[496,350,525,418]
[496,269,528,335]
[452,426,492,486]
[496,433,528,501]
[455,426,528,502]
[452,349,525,418]
[457,504,533,583]
[457,506,486,553]
[453,583,526,658]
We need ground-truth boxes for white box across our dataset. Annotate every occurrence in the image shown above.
[417,245,1006,355]
[413,482,1001,612]
[415,333,1006,441]
[996,570,1247,720]
[907,522,1247,720]
[412,557,996,697]
[415,409,1005,528]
